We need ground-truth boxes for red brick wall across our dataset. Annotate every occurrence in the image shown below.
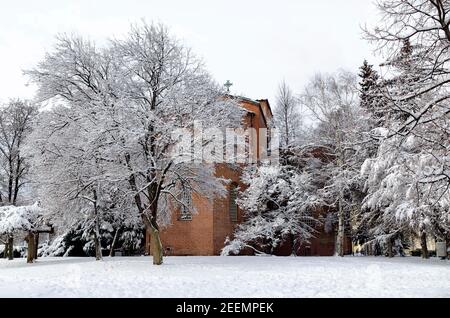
[210,98,268,255]
[212,165,244,255]
[156,195,215,256]
[149,99,274,256]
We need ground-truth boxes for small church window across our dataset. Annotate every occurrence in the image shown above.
[179,190,193,221]
[302,210,315,229]
[180,212,193,221]
[229,183,238,222]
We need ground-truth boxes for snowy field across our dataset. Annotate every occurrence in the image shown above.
[0,256,449,298]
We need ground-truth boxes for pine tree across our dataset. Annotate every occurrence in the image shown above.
[359,60,379,110]
[358,60,387,126]
[359,38,449,259]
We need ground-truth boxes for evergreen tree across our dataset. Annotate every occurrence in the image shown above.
[359,34,450,258]
[359,60,380,111]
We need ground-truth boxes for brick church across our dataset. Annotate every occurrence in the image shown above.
[146,96,351,257]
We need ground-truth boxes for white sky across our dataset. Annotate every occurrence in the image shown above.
[0,0,381,106]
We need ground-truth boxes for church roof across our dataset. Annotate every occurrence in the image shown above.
[225,94,273,126]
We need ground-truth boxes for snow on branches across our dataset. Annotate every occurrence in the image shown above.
[25,22,243,264]
[360,1,450,256]
[222,149,322,256]
[0,202,43,235]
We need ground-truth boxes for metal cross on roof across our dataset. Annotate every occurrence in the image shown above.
[224,80,233,93]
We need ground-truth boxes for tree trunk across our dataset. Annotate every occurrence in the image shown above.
[145,204,163,265]
[336,200,345,257]
[12,156,22,206]
[387,238,394,258]
[284,110,289,147]
[93,231,102,261]
[7,159,13,203]
[142,214,164,265]
[125,152,171,266]
[335,130,345,258]
[109,228,120,257]
[34,233,39,260]
[3,239,8,259]
[7,235,13,260]
[446,236,449,260]
[149,224,163,265]
[92,219,102,261]
[146,166,164,265]
[27,232,35,263]
[92,189,103,261]
[420,232,429,259]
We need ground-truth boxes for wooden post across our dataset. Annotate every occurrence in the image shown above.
[32,226,54,260]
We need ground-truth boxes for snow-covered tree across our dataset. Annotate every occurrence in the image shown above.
[222,147,322,256]
[273,80,303,147]
[359,60,379,110]
[0,99,36,205]
[26,22,243,265]
[358,60,388,128]
[0,202,44,262]
[27,94,122,261]
[361,129,450,258]
[362,2,450,257]
[301,70,368,256]
[0,99,37,260]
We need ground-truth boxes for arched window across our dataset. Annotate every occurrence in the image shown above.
[229,183,238,222]
[302,210,315,229]
[179,190,193,221]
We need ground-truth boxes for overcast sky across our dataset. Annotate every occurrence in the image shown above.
[0,0,381,106]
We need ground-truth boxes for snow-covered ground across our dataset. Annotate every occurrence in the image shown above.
[0,256,448,298]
